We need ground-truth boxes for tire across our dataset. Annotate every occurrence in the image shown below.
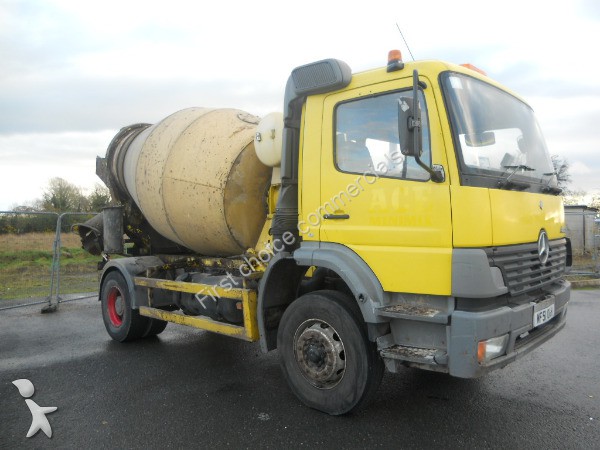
[100,271,149,342]
[143,318,168,337]
[277,290,384,415]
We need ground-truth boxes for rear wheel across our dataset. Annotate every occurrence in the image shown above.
[277,290,384,415]
[100,271,149,342]
[143,318,168,337]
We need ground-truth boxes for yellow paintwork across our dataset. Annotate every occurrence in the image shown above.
[253,170,281,255]
[451,186,493,247]
[302,73,453,295]
[299,101,321,242]
[135,277,247,299]
[254,215,275,256]
[135,277,259,342]
[489,190,564,245]
[140,306,258,341]
[297,60,565,296]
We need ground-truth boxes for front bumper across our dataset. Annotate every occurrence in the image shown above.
[448,279,570,378]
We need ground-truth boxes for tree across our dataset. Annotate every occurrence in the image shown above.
[590,193,600,210]
[41,177,87,212]
[551,155,571,191]
[563,189,587,206]
[9,204,41,213]
[88,184,112,211]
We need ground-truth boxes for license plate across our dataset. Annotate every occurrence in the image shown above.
[533,299,555,327]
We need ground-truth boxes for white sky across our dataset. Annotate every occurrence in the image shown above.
[1,0,599,209]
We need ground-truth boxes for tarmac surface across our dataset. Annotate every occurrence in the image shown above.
[1,289,599,449]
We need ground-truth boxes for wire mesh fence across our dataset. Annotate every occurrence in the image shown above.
[0,211,100,310]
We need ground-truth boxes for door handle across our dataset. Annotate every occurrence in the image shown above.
[323,214,350,220]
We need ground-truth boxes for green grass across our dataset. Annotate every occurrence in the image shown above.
[0,232,101,300]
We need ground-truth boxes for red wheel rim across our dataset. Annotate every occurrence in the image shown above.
[107,286,124,327]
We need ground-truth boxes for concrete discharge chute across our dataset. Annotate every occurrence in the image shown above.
[81,107,273,256]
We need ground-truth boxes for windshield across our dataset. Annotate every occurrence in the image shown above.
[441,72,557,191]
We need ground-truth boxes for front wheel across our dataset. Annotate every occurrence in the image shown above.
[100,271,149,342]
[277,290,384,415]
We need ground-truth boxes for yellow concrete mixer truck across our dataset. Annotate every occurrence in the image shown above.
[79,51,571,415]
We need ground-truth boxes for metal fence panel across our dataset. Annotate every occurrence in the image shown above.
[0,212,59,307]
[56,213,100,302]
[0,211,100,311]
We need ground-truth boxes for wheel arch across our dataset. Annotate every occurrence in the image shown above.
[99,256,163,308]
[258,242,387,353]
[293,242,386,323]
[258,252,306,352]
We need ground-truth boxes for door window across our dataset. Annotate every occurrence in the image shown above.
[334,90,431,181]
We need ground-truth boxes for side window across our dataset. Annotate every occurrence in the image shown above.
[335,90,431,181]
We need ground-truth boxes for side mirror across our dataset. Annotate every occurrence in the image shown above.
[397,70,444,183]
[398,96,422,157]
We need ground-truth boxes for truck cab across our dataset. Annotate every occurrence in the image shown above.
[262,55,570,396]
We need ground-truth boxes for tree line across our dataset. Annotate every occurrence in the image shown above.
[18,177,112,213]
[552,156,600,209]
[0,178,112,234]
[1,156,596,234]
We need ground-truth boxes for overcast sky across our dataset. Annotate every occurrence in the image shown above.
[1,0,599,209]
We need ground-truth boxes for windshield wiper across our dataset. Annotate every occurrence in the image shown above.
[541,172,562,195]
[497,164,534,190]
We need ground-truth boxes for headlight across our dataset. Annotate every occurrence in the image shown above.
[477,334,509,362]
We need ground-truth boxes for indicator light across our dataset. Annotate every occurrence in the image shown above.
[460,63,487,76]
[387,49,404,72]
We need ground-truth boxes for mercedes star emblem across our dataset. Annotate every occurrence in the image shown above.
[537,230,550,265]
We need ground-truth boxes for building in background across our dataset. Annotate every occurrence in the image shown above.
[565,205,599,255]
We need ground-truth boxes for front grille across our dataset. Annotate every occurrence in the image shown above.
[486,239,567,296]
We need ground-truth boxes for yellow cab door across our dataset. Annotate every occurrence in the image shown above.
[312,76,453,295]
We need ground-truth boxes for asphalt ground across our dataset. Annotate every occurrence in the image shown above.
[1,289,599,449]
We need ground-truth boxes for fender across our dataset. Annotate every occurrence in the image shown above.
[293,242,387,324]
[258,242,387,352]
[257,252,306,352]
[99,256,163,308]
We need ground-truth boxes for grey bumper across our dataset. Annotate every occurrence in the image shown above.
[448,279,570,378]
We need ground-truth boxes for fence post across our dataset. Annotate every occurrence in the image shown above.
[42,212,99,313]
[41,213,63,313]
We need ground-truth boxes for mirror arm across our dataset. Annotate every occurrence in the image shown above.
[411,71,444,183]
[414,153,444,182]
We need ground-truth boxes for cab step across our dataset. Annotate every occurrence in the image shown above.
[376,304,448,324]
[380,344,449,373]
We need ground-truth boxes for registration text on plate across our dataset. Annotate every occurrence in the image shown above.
[533,297,555,328]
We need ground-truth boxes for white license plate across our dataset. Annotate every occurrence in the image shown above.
[533,300,555,327]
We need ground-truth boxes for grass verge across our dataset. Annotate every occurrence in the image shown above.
[0,232,100,300]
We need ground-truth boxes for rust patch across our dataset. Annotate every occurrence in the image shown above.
[381,304,440,317]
